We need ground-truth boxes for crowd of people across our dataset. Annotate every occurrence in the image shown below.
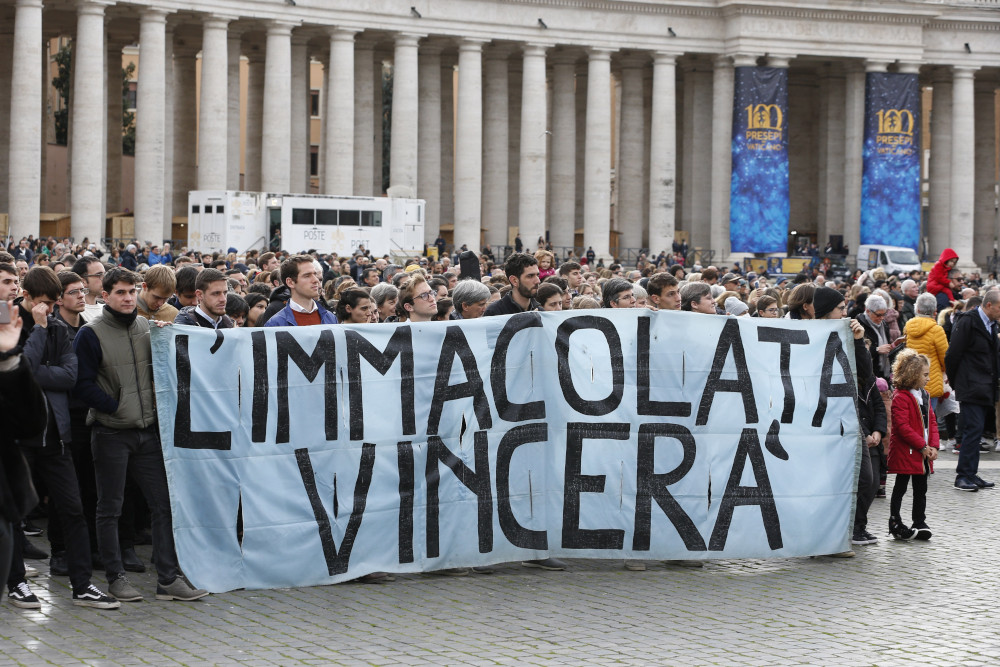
[1,235,998,607]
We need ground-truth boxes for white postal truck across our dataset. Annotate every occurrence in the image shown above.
[187,191,425,257]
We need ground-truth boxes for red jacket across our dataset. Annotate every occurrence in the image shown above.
[888,389,939,475]
[926,248,957,302]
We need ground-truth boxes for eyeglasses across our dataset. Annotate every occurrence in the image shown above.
[871,310,887,318]
[64,288,90,296]
[614,293,637,303]
[414,291,436,302]
[763,307,780,314]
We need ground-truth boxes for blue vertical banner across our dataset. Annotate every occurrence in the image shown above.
[860,72,921,249]
[730,67,790,254]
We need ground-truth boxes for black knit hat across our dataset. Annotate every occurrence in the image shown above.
[813,286,845,319]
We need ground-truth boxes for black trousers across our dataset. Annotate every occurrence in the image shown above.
[7,441,92,593]
[0,519,12,591]
[91,424,179,585]
[854,442,877,535]
[890,473,928,525]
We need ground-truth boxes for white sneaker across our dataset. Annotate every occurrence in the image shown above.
[994,439,1000,453]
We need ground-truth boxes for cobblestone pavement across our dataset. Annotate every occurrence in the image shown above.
[2,455,1000,666]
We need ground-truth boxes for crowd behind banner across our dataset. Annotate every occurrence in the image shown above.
[0,233,997,605]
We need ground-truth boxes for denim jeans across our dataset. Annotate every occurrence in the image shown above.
[91,424,179,585]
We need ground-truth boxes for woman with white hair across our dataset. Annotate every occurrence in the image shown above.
[857,293,904,379]
[451,279,492,319]
[904,293,949,409]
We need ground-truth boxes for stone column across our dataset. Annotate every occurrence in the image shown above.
[243,46,264,192]
[481,46,509,249]
[353,40,375,196]
[950,66,978,268]
[973,76,996,265]
[928,68,952,259]
[519,44,550,251]
[290,36,309,193]
[440,57,455,228]
[106,41,121,216]
[709,54,735,262]
[388,33,421,198]
[819,65,846,246]
[583,48,613,260]
[8,0,43,239]
[418,43,442,242]
[618,54,646,252]
[548,53,576,251]
[0,25,12,215]
[316,49,328,190]
[325,28,356,195]
[227,29,242,190]
[842,62,866,257]
[574,65,587,239]
[197,15,230,191]
[453,39,485,251]
[682,62,712,251]
[648,52,677,256]
[134,8,169,245]
[506,58,521,238]
[261,21,293,193]
[162,27,174,235]
[373,51,384,194]
[172,39,198,219]
[70,0,107,242]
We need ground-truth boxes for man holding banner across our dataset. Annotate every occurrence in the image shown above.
[73,268,208,603]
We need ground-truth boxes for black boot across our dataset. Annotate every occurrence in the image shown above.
[888,516,916,541]
[911,522,932,540]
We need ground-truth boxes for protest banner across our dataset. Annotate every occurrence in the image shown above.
[151,311,861,592]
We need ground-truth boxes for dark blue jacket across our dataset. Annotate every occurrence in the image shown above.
[264,301,338,327]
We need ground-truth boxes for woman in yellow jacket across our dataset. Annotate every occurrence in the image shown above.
[904,293,949,404]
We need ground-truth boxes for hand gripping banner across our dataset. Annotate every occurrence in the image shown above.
[861,71,921,250]
[151,311,862,592]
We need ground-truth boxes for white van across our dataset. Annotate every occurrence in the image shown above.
[856,244,921,275]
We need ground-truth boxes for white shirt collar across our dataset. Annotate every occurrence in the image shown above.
[195,305,221,328]
[289,298,317,314]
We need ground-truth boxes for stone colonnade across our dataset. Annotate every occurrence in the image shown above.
[1,0,999,267]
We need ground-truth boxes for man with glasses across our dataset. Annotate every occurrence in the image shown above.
[399,275,438,323]
[71,256,107,321]
[602,278,636,309]
[857,294,900,379]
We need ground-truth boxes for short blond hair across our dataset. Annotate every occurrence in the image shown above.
[143,264,176,292]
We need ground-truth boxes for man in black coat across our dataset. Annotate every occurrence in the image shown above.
[0,301,45,593]
[945,288,1000,491]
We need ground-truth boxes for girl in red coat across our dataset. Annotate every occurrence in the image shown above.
[926,248,958,303]
[888,349,939,541]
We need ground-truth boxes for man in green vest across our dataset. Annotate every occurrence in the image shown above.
[73,267,208,603]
